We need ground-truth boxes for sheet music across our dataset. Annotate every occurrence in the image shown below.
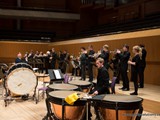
[53,70,61,79]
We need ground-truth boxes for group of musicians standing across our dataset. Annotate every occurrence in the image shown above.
[78,44,147,96]
[15,43,146,96]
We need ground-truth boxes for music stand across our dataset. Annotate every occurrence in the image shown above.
[48,69,64,84]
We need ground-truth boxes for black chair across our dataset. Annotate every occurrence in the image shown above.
[110,77,117,94]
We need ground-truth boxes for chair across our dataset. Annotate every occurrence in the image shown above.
[38,87,48,102]
[110,77,117,94]
[64,74,69,83]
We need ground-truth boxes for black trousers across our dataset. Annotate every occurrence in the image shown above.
[88,63,93,81]
[81,64,86,80]
[138,66,145,87]
[51,61,56,69]
[131,71,138,93]
[120,66,129,89]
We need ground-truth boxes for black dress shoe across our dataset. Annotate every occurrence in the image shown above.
[122,88,130,91]
[130,92,138,95]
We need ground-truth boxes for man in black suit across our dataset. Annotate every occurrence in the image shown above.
[88,58,110,120]
[139,44,147,88]
[15,53,23,63]
[51,48,57,69]
[80,47,87,80]
[87,45,95,82]
[90,57,110,95]
[117,44,130,91]
[99,44,110,70]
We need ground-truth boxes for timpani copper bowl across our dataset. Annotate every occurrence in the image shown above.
[92,94,143,120]
[48,91,86,120]
[68,80,92,93]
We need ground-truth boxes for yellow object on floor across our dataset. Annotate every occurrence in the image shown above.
[65,92,79,105]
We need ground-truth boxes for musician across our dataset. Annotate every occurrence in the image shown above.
[15,53,23,63]
[117,44,130,91]
[34,51,39,58]
[80,47,87,80]
[61,50,70,73]
[89,58,110,95]
[28,50,34,60]
[98,44,110,69]
[128,45,141,95]
[24,52,29,62]
[50,48,57,69]
[70,56,81,76]
[44,51,51,73]
[138,44,147,88]
[88,58,110,120]
[110,52,120,83]
[58,51,64,70]
[87,45,95,82]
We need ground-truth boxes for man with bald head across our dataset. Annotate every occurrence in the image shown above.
[15,52,23,63]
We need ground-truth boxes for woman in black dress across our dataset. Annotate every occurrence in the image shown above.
[128,45,142,95]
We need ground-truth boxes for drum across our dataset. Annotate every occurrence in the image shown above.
[8,63,32,75]
[49,91,86,120]
[7,63,37,95]
[68,80,92,92]
[93,94,143,120]
[48,83,79,91]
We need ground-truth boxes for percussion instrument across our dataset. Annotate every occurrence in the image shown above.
[7,63,37,95]
[92,94,143,120]
[48,91,86,120]
[68,80,92,92]
[8,63,32,75]
[48,83,79,91]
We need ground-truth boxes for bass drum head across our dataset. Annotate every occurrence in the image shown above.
[7,68,37,95]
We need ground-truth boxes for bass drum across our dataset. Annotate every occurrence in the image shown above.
[7,63,37,95]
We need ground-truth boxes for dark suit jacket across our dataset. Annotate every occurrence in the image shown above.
[15,58,23,63]
[90,66,110,95]
[118,51,130,69]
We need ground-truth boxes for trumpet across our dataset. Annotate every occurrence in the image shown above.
[110,49,123,54]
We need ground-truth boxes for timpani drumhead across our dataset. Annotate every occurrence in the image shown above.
[103,94,142,103]
[48,84,78,91]
[68,80,92,92]
[49,91,85,101]
[49,91,86,120]
[68,80,91,88]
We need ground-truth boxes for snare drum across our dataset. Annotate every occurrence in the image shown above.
[49,91,86,120]
[7,63,37,95]
[93,94,143,120]
[68,80,92,92]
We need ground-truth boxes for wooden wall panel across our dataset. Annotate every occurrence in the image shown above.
[22,0,66,9]
[0,42,49,63]
[0,18,16,30]
[0,0,17,7]
[144,0,160,16]
[21,20,74,37]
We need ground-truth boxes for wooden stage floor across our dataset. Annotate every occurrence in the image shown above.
[0,78,160,120]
